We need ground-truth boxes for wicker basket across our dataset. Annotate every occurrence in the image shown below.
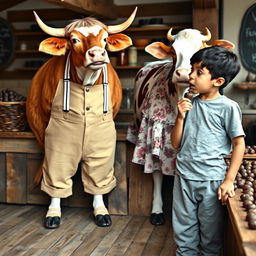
[0,101,27,131]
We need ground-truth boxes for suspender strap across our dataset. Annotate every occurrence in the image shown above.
[63,55,108,114]
[63,53,71,112]
[102,65,108,114]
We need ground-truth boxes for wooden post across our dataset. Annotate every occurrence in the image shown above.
[108,141,128,215]
[127,142,153,216]
[192,0,219,43]
[6,153,27,204]
[0,153,6,202]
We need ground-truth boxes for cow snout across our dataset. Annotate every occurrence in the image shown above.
[87,47,108,63]
[174,68,190,83]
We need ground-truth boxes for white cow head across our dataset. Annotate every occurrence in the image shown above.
[145,28,234,98]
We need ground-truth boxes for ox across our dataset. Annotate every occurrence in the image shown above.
[127,27,234,225]
[26,9,137,229]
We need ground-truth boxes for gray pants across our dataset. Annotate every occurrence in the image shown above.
[172,174,224,256]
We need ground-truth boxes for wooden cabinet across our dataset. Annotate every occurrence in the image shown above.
[0,131,129,215]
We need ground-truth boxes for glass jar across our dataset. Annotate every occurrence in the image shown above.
[128,46,137,66]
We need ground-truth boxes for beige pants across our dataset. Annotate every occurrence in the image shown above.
[41,79,117,198]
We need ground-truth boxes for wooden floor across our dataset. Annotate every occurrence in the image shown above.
[0,204,176,256]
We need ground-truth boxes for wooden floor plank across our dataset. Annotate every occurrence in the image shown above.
[141,220,172,256]
[105,216,146,256]
[0,206,44,252]
[71,218,119,255]
[123,217,155,256]
[0,205,176,256]
[90,215,132,256]
[160,226,176,256]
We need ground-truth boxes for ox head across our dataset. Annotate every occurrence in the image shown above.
[33,8,137,84]
[145,27,234,98]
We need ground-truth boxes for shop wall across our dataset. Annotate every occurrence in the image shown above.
[2,0,255,111]
[223,0,256,110]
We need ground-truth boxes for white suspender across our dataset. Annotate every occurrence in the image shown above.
[63,54,108,113]
[102,65,108,114]
[63,53,70,112]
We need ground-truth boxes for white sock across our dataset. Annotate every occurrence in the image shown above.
[93,194,105,209]
[151,171,163,214]
[49,197,61,210]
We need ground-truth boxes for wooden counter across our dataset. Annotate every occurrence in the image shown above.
[225,190,256,256]
[0,130,128,215]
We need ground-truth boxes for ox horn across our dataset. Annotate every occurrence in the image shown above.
[33,11,65,37]
[107,7,137,34]
[203,27,211,42]
[167,27,174,42]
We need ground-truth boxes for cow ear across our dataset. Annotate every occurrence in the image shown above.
[39,37,69,56]
[107,34,132,52]
[145,42,173,59]
[212,40,235,50]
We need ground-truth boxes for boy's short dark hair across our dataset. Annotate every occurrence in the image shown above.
[190,46,240,92]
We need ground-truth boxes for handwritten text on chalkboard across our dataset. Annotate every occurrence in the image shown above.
[239,4,256,73]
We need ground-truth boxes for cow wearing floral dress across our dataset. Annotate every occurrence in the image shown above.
[127,27,234,225]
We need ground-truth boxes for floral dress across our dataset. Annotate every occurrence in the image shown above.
[127,60,178,175]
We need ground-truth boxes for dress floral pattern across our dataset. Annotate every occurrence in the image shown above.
[127,61,178,175]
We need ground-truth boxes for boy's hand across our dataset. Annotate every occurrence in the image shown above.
[177,98,192,119]
[217,179,235,205]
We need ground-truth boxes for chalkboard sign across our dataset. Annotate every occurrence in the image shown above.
[0,17,15,70]
[239,4,256,73]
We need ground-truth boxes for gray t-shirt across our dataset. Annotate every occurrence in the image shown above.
[176,95,245,181]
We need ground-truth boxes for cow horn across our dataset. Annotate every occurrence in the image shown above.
[33,11,65,37]
[167,27,174,42]
[107,7,137,34]
[203,27,211,41]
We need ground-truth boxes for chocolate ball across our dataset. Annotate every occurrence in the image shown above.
[248,219,256,229]
[243,199,253,209]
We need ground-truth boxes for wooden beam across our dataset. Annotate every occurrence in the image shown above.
[117,2,192,17]
[43,0,117,19]
[0,0,26,12]
[193,0,216,9]
[7,8,88,22]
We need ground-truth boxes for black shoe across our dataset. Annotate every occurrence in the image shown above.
[150,213,165,226]
[94,214,112,227]
[44,216,61,229]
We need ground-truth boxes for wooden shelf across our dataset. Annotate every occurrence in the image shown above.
[114,65,142,70]
[126,24,189,32]
[16,67,39,71]
[0,71,36,79]
[15,50,49,58]
[15,30,45,36]
[234,82,256,90]
[0,24,183,79]
[226,154,256,159]
[227,190,256,256]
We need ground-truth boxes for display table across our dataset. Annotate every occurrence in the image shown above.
[0,130,128,215]
[225,190,256,256]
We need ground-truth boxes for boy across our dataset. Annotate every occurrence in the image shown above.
[171,46,245,255]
